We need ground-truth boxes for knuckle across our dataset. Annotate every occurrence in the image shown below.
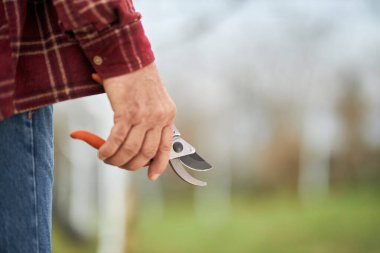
[142,146,156,158]
[111,132,125,145]
[160,141,172,152]
[129,141,141,151]
[153,109,166,122]
[168,103,177,118]
[126,106,142,122]
[111,125,127,144]
[133,111,148,124]
[152,104,176,123]
[163,101,176,119]
[141,111,151,122]
[127,104,140,116]
[124,142,139,156]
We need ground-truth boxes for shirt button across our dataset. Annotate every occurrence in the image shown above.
[93,56,103,65]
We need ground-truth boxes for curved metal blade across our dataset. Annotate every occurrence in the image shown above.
[179,152,212,171]
[169,158,207,186]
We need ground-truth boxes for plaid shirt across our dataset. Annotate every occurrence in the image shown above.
[0,0,155,121]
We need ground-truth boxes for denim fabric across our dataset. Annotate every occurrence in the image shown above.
[0,106,54,253]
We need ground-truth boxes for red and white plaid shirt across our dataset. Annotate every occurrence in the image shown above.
[0,0,155,121]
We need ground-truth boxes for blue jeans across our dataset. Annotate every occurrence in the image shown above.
[0,106,54,253]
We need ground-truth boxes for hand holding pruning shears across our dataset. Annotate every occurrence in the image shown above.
[72,63,176,181]
[70,66,213,186]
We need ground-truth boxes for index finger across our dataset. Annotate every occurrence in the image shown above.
[147,125,173,181]
[98,122,131,161]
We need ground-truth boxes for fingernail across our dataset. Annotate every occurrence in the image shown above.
[150,174,160,181]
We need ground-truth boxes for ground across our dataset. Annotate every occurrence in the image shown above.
[53,186,380,253]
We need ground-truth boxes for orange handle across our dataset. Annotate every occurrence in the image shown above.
[70,130,152,166]
[69,74,106,149]
[70,130,105,150]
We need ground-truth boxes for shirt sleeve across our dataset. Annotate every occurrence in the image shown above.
[52,0,155,78]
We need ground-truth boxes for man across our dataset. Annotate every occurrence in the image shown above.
[0,1,176,252]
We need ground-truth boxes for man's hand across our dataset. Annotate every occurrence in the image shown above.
[98,63,176,181]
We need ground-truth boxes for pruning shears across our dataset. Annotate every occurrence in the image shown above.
[69,73,212,186]
[70,125,212,186]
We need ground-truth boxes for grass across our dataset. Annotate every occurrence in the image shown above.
[52,187,380,253]
[52,222,97,253]
[134,189,380,253]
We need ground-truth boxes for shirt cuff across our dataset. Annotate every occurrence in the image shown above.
[74,20,155,79]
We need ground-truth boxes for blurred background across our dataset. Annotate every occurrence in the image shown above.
[52,0,380,252]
